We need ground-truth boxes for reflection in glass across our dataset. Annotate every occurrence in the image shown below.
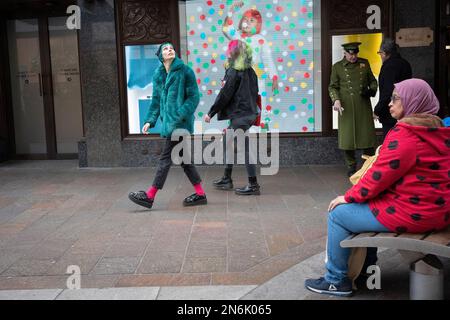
[7,19,47,154]
[49,16,83,153]
[126,44,162,134]
[183,0,321,133]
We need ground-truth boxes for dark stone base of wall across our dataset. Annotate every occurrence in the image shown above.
[120,136,347,167]
[82,135,384,168]
[78,139,88,167]
[0,139,7,163]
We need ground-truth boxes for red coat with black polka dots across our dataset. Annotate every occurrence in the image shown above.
[344,122,450,233]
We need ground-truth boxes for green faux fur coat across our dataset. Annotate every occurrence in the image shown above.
[145,57,200,137]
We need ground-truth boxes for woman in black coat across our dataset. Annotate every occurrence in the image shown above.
[205,39,261,195]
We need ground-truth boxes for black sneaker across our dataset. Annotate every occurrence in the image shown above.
[183,193,207,207]
[305,277,353,297]
[128,191,154,209]
[213,176,233,190]
[235,184,260,195]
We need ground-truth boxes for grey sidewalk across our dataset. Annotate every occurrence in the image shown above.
[1,249,449,300]
[0,160,340,290]
[0,160,448,300]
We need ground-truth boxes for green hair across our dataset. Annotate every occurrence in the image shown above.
[225,40,253,71]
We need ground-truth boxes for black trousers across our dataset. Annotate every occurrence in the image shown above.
[152,137,202,189]
[224,117,257,178]
[344,148,375,168]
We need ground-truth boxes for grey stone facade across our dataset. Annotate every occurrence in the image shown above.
[78,0,122,167]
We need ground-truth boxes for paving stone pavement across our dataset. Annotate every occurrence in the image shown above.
[0,160,448,300]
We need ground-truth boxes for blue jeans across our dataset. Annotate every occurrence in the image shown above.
[325,203,389,284]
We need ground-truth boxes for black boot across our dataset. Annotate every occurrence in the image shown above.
[128,191,154,209]
[235,177,260,195]
[183,193,207,206]
[347,165,357,177]
[213,168,233,190]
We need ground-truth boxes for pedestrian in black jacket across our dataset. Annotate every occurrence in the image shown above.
[374,38,412,140]
[205,39,261,195]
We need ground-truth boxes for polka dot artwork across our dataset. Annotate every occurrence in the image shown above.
[186,0,316,133]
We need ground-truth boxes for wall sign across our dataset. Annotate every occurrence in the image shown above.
[396,27,434,47]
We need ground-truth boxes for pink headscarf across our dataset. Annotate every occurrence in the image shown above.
[394,78,440,117]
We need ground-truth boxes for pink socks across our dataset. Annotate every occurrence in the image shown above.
[194,183,205,196]
[147,184,205,199]
[146,186,158,199]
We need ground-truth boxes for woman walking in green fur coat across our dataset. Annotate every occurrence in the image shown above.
[128,42,207,209]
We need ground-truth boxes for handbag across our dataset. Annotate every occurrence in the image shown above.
[349,145,381,185]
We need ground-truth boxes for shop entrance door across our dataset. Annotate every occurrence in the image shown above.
[7,16,83,159]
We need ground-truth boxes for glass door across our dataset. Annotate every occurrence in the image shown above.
[6,16,83,158]
[7,19,47,155]
[48,16,83,154]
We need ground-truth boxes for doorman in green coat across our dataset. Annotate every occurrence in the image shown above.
[329,42,378,176]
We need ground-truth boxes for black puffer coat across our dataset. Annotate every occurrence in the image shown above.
[207,67,259,129]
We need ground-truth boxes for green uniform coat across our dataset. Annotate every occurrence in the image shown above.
[329,57,378,150]
[144,57,199,138]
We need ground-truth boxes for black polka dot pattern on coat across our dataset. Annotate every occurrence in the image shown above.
[435,197,445,207]
[396,226,407,233]
[429,163,440,170]
[389,160,400,169]
[427,128,438,132]
[395,177,404,186]
[372,171,382,181]
[372,208,380,217]
[388,140,399,150]
[360,188,369,197]
[392,126,400,132]
[386,206,396,214]
[348,196,355,203]
[444,212,450,222]
[416,175,426,181]
[445,139,450,148]
[411,213,422,221]
[409,196,420,205]
[416,157,421,165]
[430,183,440,190]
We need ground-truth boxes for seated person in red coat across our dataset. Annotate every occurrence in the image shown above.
[305,78,450,297]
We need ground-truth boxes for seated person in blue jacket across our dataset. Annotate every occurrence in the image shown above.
[205,39,261,195]
[128,42,207,209]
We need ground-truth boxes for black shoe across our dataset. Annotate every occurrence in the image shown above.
[183,193,207,206]
[235,184,260,195]
[213,176,233,190]
[305,277,353,297]
[347,165,357,177]
[128,191,154,209]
